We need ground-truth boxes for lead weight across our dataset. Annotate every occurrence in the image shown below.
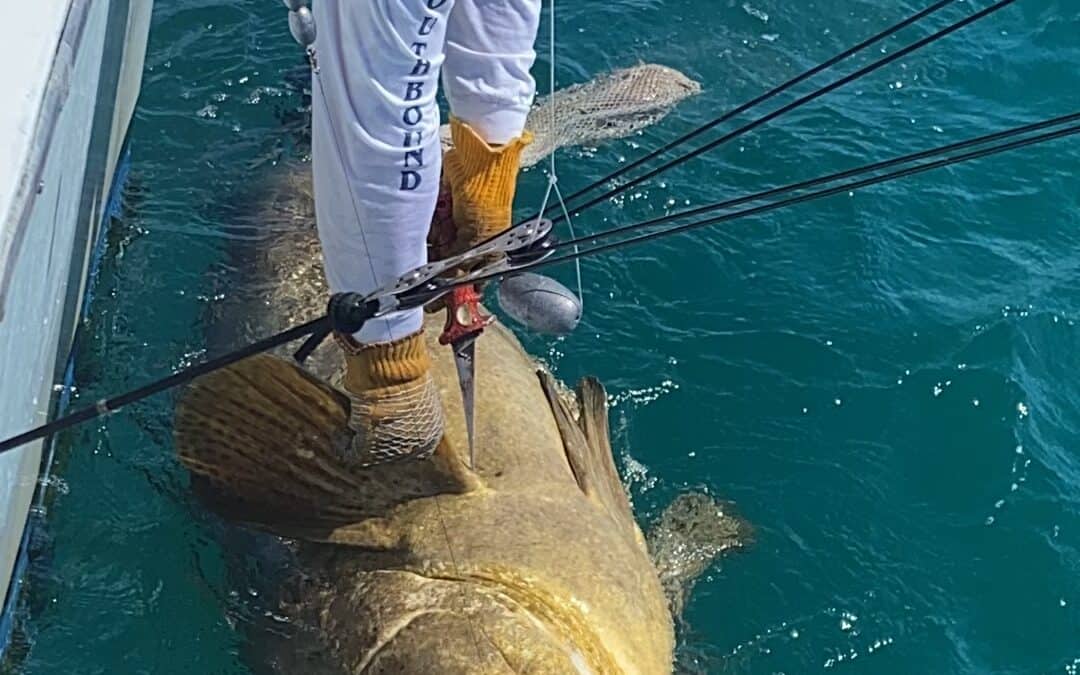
[497,273,582,336]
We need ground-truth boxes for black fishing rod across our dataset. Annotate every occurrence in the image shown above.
[548,111,1080,253]
[486,121,1080,280]
[527,0,1018,228]
[1,112,1075,456]
[0,317,330,454]
[524,0,957,225]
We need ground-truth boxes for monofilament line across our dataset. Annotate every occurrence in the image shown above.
[533,0,584,307]
[313,62,397,340]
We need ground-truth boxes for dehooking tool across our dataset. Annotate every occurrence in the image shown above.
[439,284,492,470]
[422,190,557,470]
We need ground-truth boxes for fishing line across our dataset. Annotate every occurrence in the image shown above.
[549,111,1080,253]
[430,491,492,664]
[311,64,398,341]
[312,27,489,663]
[522,0,957,224]
[2,1,1017,457]
[532,0,585,307]
[484,121,1080,281]
[524,0,1018,227]
[2,113,1074,456]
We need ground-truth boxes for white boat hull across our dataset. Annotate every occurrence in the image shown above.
[0,0,153,636]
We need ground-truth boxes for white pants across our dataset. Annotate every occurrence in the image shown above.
[311,0,542,344]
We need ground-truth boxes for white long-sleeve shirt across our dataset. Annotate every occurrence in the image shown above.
[311,0,541,343]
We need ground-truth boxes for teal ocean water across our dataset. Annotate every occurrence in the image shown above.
[10,0,1080,672]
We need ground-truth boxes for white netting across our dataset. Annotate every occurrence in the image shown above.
[440,63,702,168]
[342,372,445,467]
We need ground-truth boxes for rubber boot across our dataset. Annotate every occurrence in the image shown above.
[338,331,444,467]
[443,118,533,256]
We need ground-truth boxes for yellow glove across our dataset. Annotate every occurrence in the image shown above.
[443,117,533,256]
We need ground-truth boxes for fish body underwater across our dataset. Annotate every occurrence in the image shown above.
[173,64,745,674]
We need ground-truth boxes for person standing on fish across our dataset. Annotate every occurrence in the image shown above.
[310,1,541,464]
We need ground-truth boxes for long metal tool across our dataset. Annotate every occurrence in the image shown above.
[452,335,478,469]
[437,281,495,471]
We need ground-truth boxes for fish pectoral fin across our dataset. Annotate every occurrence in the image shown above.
[646,492,751,618]
[174,353,474,543]
[537,371,640,543]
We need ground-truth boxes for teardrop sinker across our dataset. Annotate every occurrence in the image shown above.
[496,272,582,335]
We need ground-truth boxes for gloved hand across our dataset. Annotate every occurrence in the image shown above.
[337,331,444,466]
[442,117,533,257]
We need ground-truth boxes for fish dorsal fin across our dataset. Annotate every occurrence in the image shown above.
[538,371,643,549]
[175,353,477,545]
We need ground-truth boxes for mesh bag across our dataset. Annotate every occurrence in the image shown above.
[440,63,702,168]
